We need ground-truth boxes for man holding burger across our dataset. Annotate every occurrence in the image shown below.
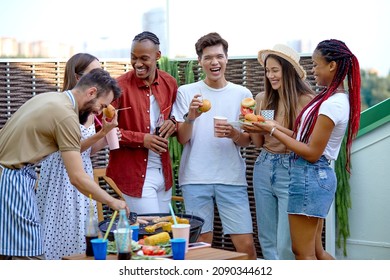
[172,32,257,259]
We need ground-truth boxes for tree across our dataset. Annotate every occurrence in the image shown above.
[360,70,390,110]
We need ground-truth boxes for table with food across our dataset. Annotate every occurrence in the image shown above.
[63,213,248,260]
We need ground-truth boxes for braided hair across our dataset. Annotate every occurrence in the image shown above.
[133,31,160,45]
[294,39,361,173]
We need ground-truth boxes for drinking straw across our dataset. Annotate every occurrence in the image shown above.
[116,106,132,111]
[88,194,93,235]
[94,115,102,127]
[160,105,172,115]
[89,194,93,214]
[103,210,118,240]
[169,202,178,225]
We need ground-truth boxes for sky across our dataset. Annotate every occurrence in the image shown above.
[1,0,389,76]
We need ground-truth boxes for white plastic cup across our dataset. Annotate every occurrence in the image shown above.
[106,128,119,150]
[261,110,275,120]
[113,228,132,254]
[171,224,190,252]
[213,116,228,137]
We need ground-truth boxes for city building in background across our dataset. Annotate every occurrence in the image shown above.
[287,39,313,55]
[0,37,18,57]
[143,7,168,55]
[0,6,168,60]
[0,37,74,58]
[0,0,386,76]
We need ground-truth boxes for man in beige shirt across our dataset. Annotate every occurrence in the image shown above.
[0,68,128,260]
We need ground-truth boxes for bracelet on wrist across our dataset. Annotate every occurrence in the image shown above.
[183,112,195,124]
[269,127,276,137]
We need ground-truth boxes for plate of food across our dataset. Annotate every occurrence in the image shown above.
[228,121,242,129]
[230,112,266,129]
[229,120,257,128]
[243,113,265,123]
[107,240,142,254]
[239,120,255,127]
[137,245,172,258]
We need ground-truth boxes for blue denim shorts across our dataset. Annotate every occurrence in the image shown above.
[287,155,336,218]
[181,184,253,235]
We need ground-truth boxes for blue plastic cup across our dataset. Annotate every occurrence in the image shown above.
[170,238,186,260]
[130,225,139,241]
[91,238,108,260]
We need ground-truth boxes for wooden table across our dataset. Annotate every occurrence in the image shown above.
[62,247,248,260]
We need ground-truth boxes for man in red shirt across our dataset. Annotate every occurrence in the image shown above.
[107,31,178,214]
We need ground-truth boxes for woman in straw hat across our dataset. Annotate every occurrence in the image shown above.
[245,44,314,259]
[245,39,361,259]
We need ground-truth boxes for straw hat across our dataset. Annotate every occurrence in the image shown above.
[257,44,306,79]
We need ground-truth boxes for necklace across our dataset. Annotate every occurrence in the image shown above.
[334,88,346,93]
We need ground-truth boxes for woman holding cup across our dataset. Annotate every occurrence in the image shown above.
[244,44,314,259]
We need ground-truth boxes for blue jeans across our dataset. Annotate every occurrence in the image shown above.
[288,155,336,218]
[253,150,294,260]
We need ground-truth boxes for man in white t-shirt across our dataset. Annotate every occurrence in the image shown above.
[171,32,257,259]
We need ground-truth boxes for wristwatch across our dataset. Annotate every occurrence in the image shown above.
[183,112,195,124]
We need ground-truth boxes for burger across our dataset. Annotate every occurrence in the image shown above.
[244,113,265,124]
[240,97,256,115]
[244,113,258,123]
[257,114,265,122]
[198,99,211,113]
[103,104,116,119]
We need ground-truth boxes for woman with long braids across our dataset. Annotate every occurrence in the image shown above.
[244,39,361,259]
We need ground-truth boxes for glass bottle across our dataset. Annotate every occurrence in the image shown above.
[155,113,164,135]
[85,209,99,257]
[115,209,132,260]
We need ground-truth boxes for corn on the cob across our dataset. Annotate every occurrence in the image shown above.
[152,216,190,224]
[144,226,155,233]
[162,222,172,232]
[175,217,189,224]
[144,222,171,233]
[144,232,170,245]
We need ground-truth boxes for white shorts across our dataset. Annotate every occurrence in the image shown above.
[122,167,171,214]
